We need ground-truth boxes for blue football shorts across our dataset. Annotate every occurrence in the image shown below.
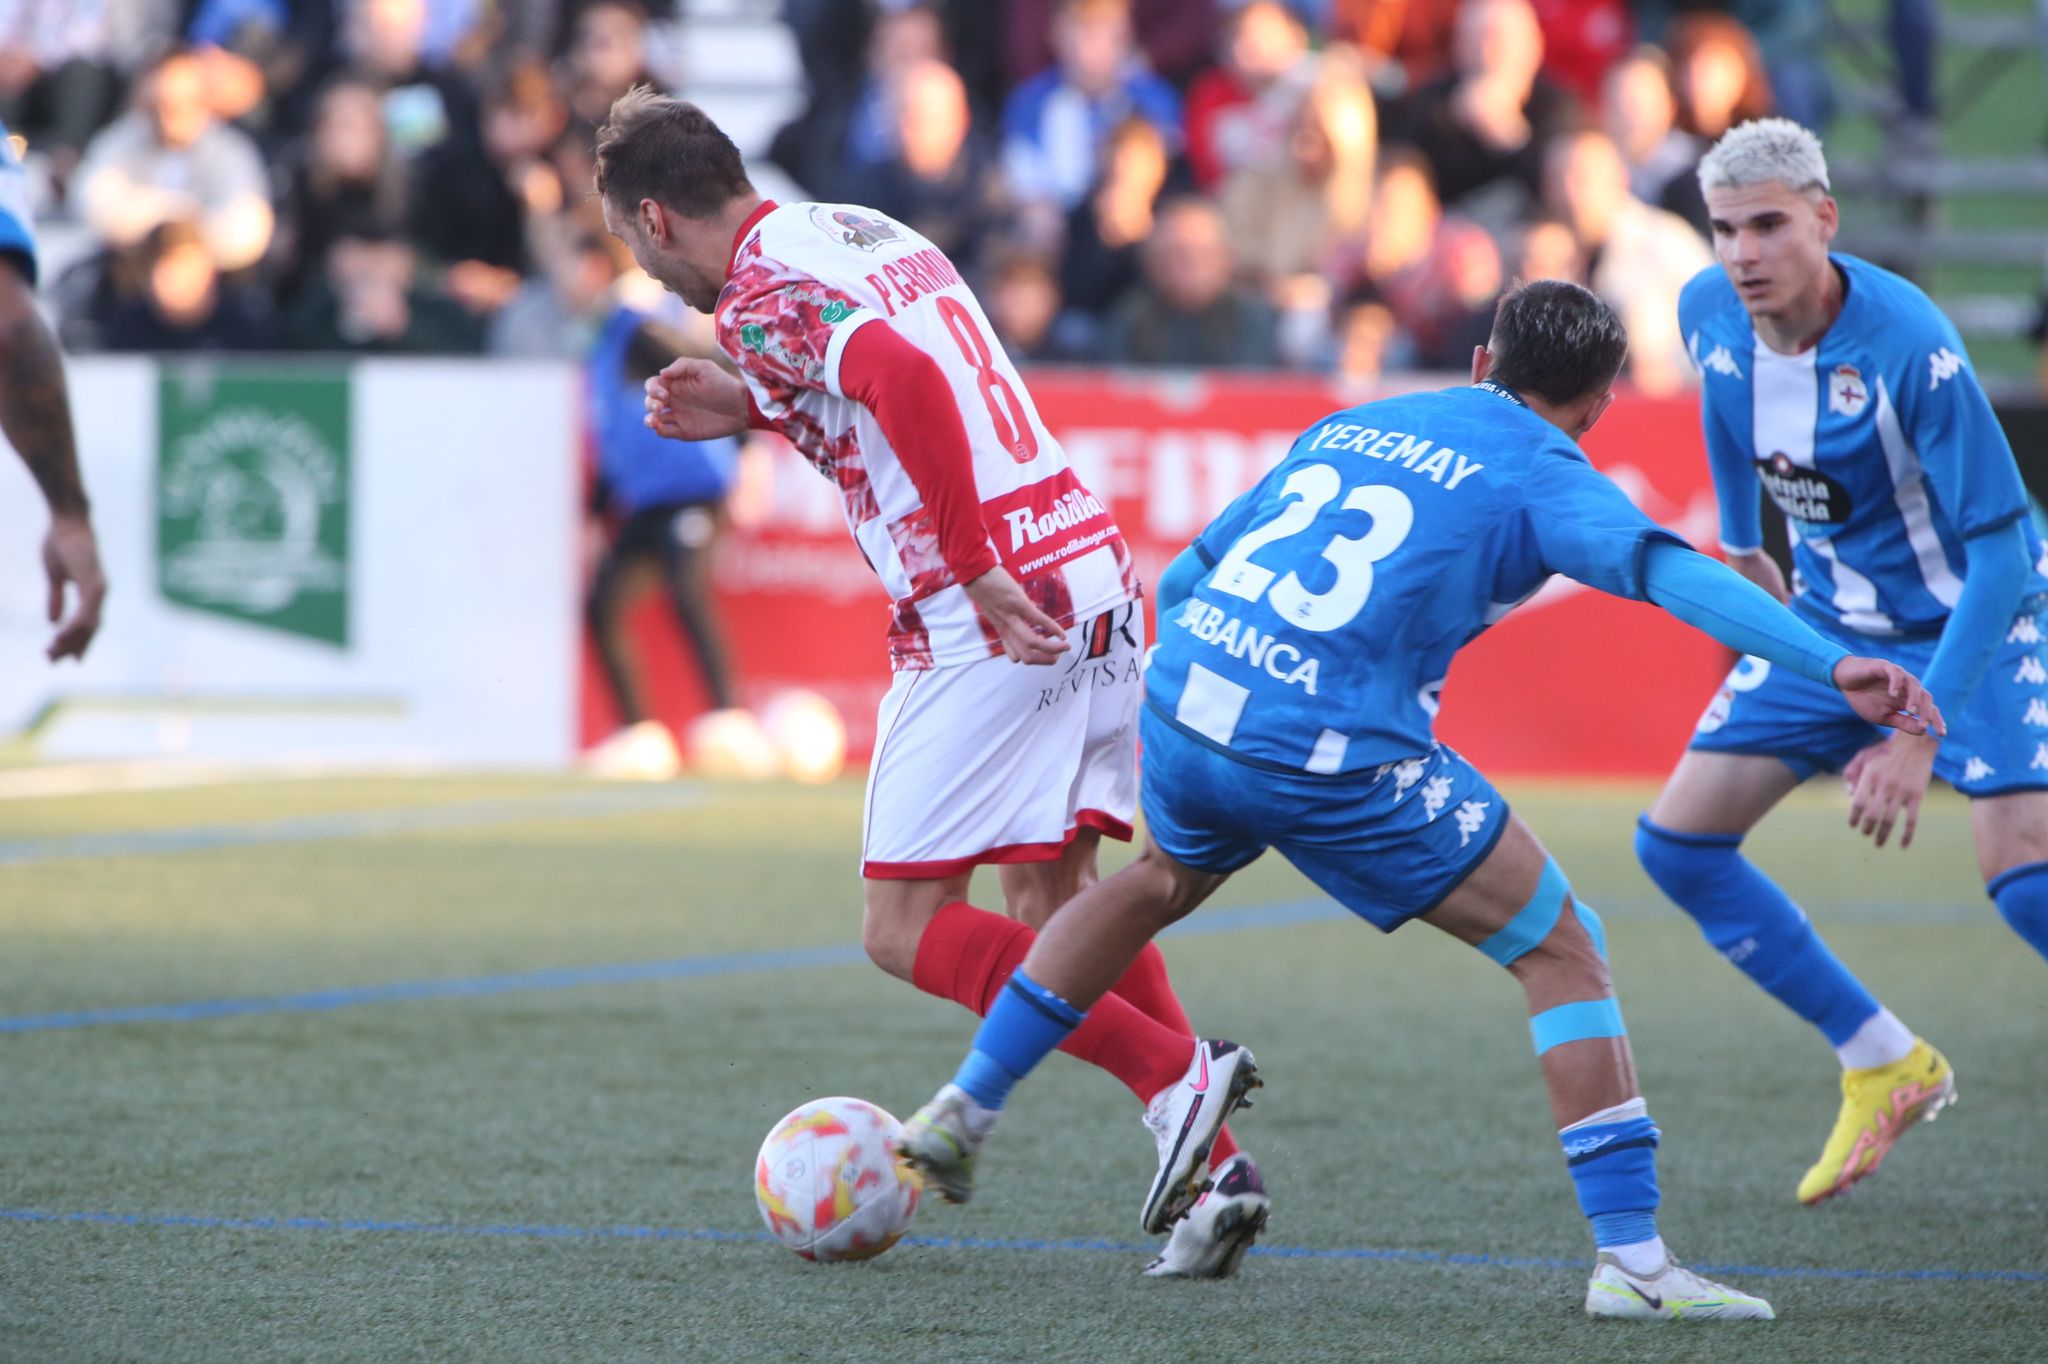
[1139,706,1509,932]
[1689,595,2048,796]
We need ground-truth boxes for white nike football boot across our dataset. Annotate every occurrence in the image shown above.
[1139,1039,1261,1234]
[1584,1252,1776,1321]
[1143,1153,1270,1279]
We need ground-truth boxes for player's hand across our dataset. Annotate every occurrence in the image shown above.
[1727,549,1790,605]
[1830,655,1943,738]
[962,567,1069,665]
[645,357,749,441]
[1843,732,1940,849]
[43,512,106,662]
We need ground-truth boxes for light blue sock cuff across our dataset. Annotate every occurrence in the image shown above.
[1479,858,1571,967]
[1531,997,1627,1055]
[1988,860,2048,900]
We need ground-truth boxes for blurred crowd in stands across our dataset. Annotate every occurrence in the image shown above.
[0,0,1924,393]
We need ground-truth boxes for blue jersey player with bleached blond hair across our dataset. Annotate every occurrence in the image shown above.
[899,280,1946,1319]
[1636,118,2048,1209]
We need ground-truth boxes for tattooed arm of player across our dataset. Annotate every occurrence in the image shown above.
[0,262,105,660]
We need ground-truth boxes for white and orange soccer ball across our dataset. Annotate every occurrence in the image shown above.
[754,1097,922,1262]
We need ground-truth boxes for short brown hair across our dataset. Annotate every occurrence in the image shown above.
[593,86,753,220]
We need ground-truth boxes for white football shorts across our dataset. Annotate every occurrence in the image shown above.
[861,600,1144,878]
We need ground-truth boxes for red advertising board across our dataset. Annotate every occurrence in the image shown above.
[582,373,1732,778]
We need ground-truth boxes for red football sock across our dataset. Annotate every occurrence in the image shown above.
[1107,943,1237,1163]
[912,900,1193,1104]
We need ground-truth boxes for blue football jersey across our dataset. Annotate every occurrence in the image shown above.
[0,121,37,283]
[1683,253,2048,638]
[1146,382,1687,774]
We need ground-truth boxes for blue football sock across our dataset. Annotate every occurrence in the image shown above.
[1990,861,2048,964]
[1561,1111,1661,1249]
[1636,816,1881,1046]
[949,970,1085,1110]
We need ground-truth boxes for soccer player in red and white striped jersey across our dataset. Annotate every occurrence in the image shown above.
[594,89,1266,1276]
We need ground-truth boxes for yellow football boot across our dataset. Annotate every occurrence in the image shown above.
[1797,1039,1956,1205]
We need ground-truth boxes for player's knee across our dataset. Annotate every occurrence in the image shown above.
[1634,815,1748,899]
[1476,858,1599,971]
[858,895,927,982]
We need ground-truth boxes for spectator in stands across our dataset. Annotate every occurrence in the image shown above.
[1639,0,1825,132]
[1002,0,1181,246]
[1004,0,1222,92]
[1102,196,1279,369]
[867,57,1003,271]
[835,6,948,187]
[1331,286,1400,388]
[1508,212,1587,286]
[96,219,273,352]
[334,0,479,157]
[1601,46,1707,237]
[0,0,121,198]
[279,223,482,352]
[1057,114,1175,354]
[272,75,413,306]
[1540,126,1709,395]
[411,58,565,318]
[1529,0,1631,106]
[1391,0,1577,228]
[984,250,1077,364]
[489,216,620,358]
[74,46,274,275]
[1221,55,1379,368]
[1330,0,1462,91]
[1182,0,1314,193]
[1352,147,1500,368]
[559,0,660,136]
[1665,12,1772,143]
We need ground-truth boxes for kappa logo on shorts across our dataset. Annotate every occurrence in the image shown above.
[2033,743,2048,772]
[1964,757,1995,783]
[2018,657,2048,686]
[1421,774,1453,820]
[2024,698,2048,728]
[1373,756,1428,806]
[1454,799,1490,848]
[2012,617,2044,646]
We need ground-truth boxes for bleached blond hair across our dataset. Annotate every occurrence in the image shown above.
[1697,117,1831,197]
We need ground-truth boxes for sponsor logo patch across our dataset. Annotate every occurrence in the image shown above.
[1755,453,1852,525]
[808,205,901,252]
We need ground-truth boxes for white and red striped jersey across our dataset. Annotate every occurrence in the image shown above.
[715,200,1138,670]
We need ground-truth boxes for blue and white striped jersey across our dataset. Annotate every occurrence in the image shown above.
[1682,253,2047,637]
[0,121,37,283]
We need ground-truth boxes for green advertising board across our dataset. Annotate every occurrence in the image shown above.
[157,365,351,647]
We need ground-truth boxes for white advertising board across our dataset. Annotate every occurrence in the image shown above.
[0,358,581,768]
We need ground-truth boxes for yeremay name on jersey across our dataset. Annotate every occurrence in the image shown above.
[1302,422,1486,489]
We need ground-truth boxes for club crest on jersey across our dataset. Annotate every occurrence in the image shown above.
[809,205,901,252]
[1827,363,1868,418]
[1754,453,1852,526]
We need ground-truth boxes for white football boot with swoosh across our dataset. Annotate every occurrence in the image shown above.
[1584,1252,1776,1321]
[1139,1039,1261,1235]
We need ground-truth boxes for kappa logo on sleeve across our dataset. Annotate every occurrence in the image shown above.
[1927,348,1964,389]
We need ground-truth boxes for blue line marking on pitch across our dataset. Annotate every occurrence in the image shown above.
[0,786,706,866]
[0,1207,2038,1285]
[0,897,1345,1034]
